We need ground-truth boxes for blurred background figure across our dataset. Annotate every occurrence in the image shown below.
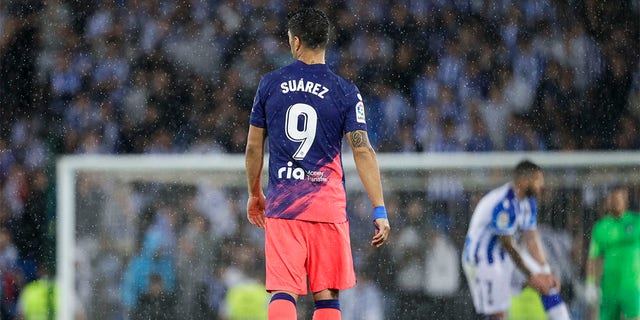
[176,213,216,320]
[120,229,176,316]
[586,186,640,320]
[423,217,460,318]
[392,199,430,319]
[15,264,56,320]
[16,263,86,320]
[132,273,176,320]
[340,257,385,320]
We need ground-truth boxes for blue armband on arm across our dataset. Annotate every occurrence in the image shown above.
[373,206,387,221]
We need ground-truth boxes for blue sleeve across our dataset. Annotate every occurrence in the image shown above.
[250,77,267,128]
[491,202,517,235]
[521,198,538,230]
[159,259,176,292]
[120,259,140,309]
[344,84,368,133]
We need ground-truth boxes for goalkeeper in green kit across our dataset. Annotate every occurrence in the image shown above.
[586,185,640,320]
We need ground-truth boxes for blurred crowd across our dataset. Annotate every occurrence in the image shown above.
[0,0,639,318]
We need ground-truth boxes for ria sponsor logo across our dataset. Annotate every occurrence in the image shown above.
[277,162,327,182]
[278,161,305,180]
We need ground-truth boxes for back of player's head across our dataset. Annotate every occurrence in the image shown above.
[607,183,628,194]
[513,160,541,180]
[287,8,330,49]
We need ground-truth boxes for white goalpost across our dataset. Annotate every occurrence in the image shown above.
[56,151,640,320]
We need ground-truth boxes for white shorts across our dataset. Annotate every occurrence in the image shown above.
[463,258,515,315]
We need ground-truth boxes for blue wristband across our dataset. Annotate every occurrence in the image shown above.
[373,206,387,221]
[373,206,387,230]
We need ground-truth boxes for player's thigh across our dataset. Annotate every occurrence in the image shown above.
[462,262,482,311]
[599,292,621,320]
[306,220,356,293]
[265,218,308,295]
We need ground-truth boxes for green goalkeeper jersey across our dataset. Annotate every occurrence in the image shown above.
[589,211,640,292]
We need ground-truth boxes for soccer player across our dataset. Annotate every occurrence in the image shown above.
[586,185,640,320]
[461,160,571,320]
[244,8,391,320]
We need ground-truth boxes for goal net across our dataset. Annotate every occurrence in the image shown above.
[56,152,640,320]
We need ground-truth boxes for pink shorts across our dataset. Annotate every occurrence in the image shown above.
[265,218,356,295]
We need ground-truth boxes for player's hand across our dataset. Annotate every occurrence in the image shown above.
[538,264,561,292]
[549,274,561,292]
[526,273,556,295]
[247,194,266,229]
[371,218,390,247]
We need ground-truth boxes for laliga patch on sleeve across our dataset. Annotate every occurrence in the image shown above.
[356,101,366,123]
[496,211,510,229]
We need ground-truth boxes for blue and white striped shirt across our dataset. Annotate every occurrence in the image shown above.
[463,183,537,265]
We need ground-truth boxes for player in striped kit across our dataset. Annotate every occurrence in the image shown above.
[244,8,390,320]
[462,160,571,319]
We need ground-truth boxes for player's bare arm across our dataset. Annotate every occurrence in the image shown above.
[522,229,561,289]
[245,125,267,229]
[346,130,390,247]
[522,229,548,266]
[500,235,554,294]
[585,257,602,287]
[584,257,603,306]
[346,130,382,205]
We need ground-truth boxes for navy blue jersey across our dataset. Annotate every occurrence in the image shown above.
[250,60,367,222]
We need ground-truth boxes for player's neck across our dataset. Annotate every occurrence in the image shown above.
[512,184,527,200]
[295,49,325,65]
[611,210,624,218]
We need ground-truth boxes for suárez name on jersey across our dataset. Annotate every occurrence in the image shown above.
[280,79,329,99]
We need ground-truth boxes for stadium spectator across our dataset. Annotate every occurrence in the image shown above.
[423,220,460,318]
[132,273,176,320]
[120,228,176,314]
[176,213,216,320]
[415,104,443,152]
[13,264,87,320]
[15,271,56,320]
[613,113,640,150]
[201,263,228,319]
[223,281,269,320]
[465,108,495,152]
[480,84,511,149]
[340,265,385,320]
[392,199,430,319]
[0,228,18,272]
[504,114,547,151]
[430,116,465,152]
[0,227,21,319]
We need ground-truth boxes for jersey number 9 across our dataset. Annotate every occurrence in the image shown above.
[285,103,318,160]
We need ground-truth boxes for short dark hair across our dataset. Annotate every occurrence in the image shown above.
[607,184,628,194]
[513,160,541,179]
[287,8,330,49]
